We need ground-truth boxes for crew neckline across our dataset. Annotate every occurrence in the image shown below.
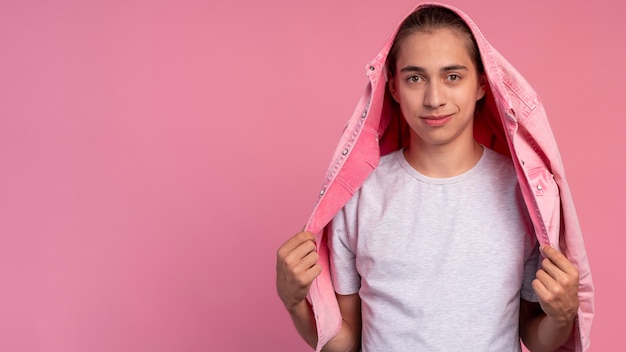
[395,146,490,185]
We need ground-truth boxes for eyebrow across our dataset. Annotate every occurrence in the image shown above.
[400,64,469,73]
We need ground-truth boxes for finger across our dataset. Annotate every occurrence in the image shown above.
[278,231,315,258]
[298,250,320,271]
[302,263,323,282]
[535,268,577,305]
[289,238,317,262]
[535,269,557,291]
[310,263,323,278]
[539,246,577,276]
[531,277,550,301]
[539,257,566,281]
[294,262,323,288]
[280,240,317,272]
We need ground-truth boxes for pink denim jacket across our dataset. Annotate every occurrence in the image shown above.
[302,3,594,351]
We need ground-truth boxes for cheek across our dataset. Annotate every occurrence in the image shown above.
[398,93,419,116]
[452,88,479,108]
[399,89,422,106]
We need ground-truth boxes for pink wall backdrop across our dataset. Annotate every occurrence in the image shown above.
[0,0,622,351]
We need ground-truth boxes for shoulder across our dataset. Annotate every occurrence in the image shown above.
[362,149,405,184]
[341,149,405,209]
[481,147,517,180]
[376,149,403,171]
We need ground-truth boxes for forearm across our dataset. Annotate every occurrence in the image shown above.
[286,299,360,352]
[520,312,574,352]
[321,317,360,352]
[287,299,319,349]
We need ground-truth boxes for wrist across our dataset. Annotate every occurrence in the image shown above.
[544,312,576,329]
[286,298,310,315]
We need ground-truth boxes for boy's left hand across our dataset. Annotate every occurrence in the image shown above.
[532,245,580,325]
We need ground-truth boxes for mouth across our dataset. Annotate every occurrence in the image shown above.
[420,114,453,127]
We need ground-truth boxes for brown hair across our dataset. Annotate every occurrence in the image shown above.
[387,5,484,76]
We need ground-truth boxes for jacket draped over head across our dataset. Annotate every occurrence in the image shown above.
[302,3,594,351]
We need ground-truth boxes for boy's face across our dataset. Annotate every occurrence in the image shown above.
[389,29,485,148]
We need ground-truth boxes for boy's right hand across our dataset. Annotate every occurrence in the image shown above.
[276,231,322,311]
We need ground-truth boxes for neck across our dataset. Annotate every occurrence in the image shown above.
[403,138,484,178]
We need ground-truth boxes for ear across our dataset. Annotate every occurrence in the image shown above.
[476,74,486,101]
[389,74,400,103]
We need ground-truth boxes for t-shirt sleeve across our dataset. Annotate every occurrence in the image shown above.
[328,206,361,295]
[520,239,540,302]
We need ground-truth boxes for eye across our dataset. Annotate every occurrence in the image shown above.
[407,75,424,83]
[447,74,461,82]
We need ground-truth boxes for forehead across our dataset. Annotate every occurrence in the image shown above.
[395,29,476,70]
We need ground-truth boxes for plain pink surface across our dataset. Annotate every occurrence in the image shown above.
[0,0,621,351]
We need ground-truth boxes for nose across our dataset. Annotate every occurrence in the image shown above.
[424,81,446,108]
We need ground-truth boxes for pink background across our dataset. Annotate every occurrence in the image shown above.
[0,0,622,351]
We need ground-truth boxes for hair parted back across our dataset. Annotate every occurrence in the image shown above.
[387,5,484,76]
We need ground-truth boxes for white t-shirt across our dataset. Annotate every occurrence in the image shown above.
[329,147,540,352]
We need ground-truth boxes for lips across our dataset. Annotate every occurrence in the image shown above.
[420,114,453,127]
